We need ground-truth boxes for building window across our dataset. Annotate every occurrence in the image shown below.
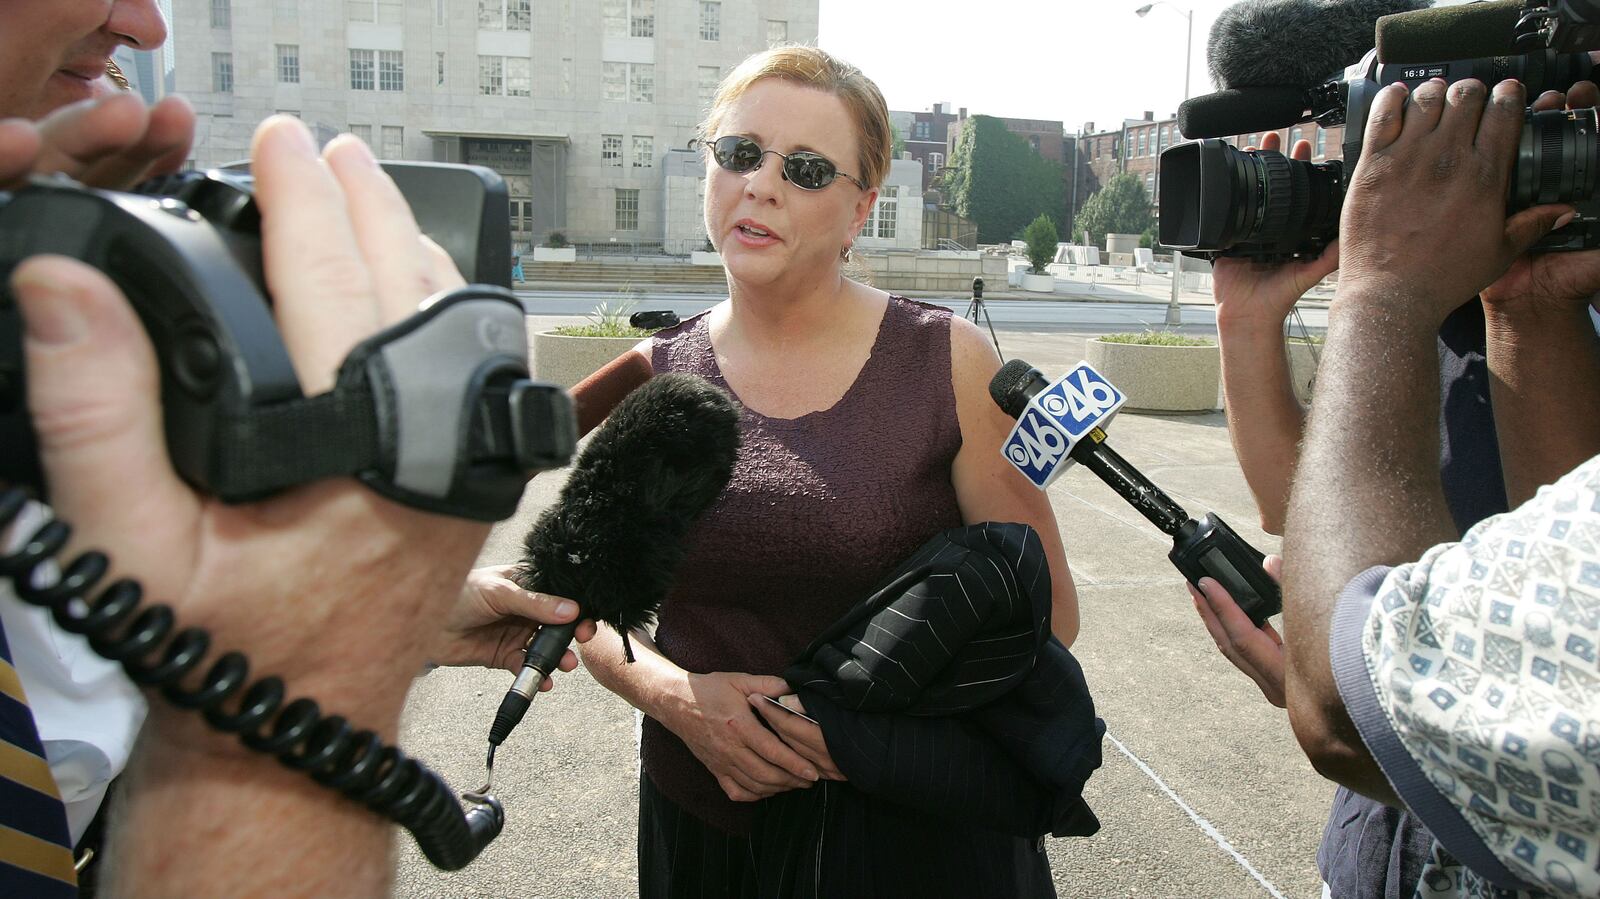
[1246,133,1259,148]
[436,0,447,26]
[478,56,503,95]
[602,62,626,102]
[347,0,402,23]
[211,0,231,29]
[633,135,654,168]
[350,50,375,91]
[767,20,788,45]
[436,51,446,86]
[929,151,943,172]
[277,44,299,84]
[378,51,404,91]
[1315,127,1327,157]
[506,57,530,97]
[1145,172,1156,196]
[914,121,930,140]
[350,124,373,145]
[698,66,720,109]
[602,134,622,166]
[866,186,898,239]
[212,52,234,93]
[561,57,573,96]
[615,188,640,231]
[508,0,531,30]
[699,1,721,40]
[1137,130,1147,157]
[479,0,531,30]
[602,0,624,35]
[632,0,655,37]
[382,126,403,160]
[631,64,654,103]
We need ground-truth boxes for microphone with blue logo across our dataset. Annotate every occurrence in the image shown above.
[990,359,1281,626]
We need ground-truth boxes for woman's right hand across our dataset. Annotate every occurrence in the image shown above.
[662,671,821,802]
[1211,133,1340,328]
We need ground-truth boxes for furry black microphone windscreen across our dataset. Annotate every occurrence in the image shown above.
[1207,0,1432,88]
[513,373,740,637]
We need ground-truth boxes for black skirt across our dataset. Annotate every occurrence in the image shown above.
[638,774,1055,899]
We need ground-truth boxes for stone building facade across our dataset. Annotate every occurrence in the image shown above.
[171,0,818,252]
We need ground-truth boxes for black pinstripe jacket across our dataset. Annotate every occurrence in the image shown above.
[752,523,1103,897]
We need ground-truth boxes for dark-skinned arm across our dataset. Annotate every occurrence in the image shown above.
[1480,83,1600,505]
[1282,76,1573,805]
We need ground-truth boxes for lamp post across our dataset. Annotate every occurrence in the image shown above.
[1136,1,1193,326]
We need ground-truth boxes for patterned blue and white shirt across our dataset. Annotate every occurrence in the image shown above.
[1331,452,1600,899]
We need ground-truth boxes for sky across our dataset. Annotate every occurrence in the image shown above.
[816,0,1474,133]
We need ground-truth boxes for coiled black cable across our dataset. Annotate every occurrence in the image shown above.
[0,487,503,870]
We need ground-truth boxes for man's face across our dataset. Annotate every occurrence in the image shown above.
[0,1,167,120]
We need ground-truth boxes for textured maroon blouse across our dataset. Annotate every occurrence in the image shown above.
[643,295,966,834]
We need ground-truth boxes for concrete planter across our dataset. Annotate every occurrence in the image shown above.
[1105,232,1141,256]
[689,250,723,266]
[1286,340,1321,404]
[1021,272,1056,293]
[532,246,576,263]
[1086,338,1221,413]
[531,332,640,388]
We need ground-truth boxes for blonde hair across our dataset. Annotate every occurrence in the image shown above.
[701,46,892,190]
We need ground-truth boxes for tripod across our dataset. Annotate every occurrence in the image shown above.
[965,277,1002,360]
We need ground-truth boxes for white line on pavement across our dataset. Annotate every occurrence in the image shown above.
[1106,732,1287,899]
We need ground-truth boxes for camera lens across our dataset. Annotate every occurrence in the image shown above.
[1158,140,1343,260]
[1513,107,1599,210]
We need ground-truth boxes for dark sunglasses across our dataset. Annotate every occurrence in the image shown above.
[694,135,867,191]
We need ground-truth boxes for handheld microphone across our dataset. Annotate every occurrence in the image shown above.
[1375,1,1523,63]
[486,373,739,761]
[990,359,1281,626]
[568,347,653,438]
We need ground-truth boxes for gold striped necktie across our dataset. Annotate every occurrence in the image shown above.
[0,622,78,896]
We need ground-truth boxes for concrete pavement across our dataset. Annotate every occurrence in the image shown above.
[393,326,1333,899]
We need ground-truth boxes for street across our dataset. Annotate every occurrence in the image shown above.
[515,290,1331,336]
[392,324,1333,899]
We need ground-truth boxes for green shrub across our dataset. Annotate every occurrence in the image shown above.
[1022,213,1058,275]
[544,230,569,249]
[1098,331,1214,347]
[550,300,653,338]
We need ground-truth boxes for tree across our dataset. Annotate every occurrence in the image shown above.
[1023,214,1058,274]
[941,116,1065,244]
[1071,173,1154,249]
[890,122,906,159]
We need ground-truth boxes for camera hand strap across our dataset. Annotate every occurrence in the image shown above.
[212,286,574,521]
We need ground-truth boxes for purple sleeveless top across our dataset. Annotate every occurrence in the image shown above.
[643,295,965,834]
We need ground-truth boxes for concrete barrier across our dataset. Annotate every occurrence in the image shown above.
[531,332,640,388]
[1086,338,1221,413]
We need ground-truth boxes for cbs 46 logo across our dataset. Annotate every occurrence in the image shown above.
[1040,366,1120,432]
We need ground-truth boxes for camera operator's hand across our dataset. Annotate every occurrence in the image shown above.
[1338,78,1575,322]
[8,116,484,894]
[1481,83,1600,314]
[0,92,194,190]
[433,565,598,678]
[1190,555,1285,708]
[1212,134,1340,328]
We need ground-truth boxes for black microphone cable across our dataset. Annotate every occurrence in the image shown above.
[0,487,504,871]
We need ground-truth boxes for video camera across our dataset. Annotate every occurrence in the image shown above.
[0,162,576,521]
[1160,43,1600,261]
[1519,1,1600,54]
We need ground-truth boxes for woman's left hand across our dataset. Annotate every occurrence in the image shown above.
[750,694,847,781]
